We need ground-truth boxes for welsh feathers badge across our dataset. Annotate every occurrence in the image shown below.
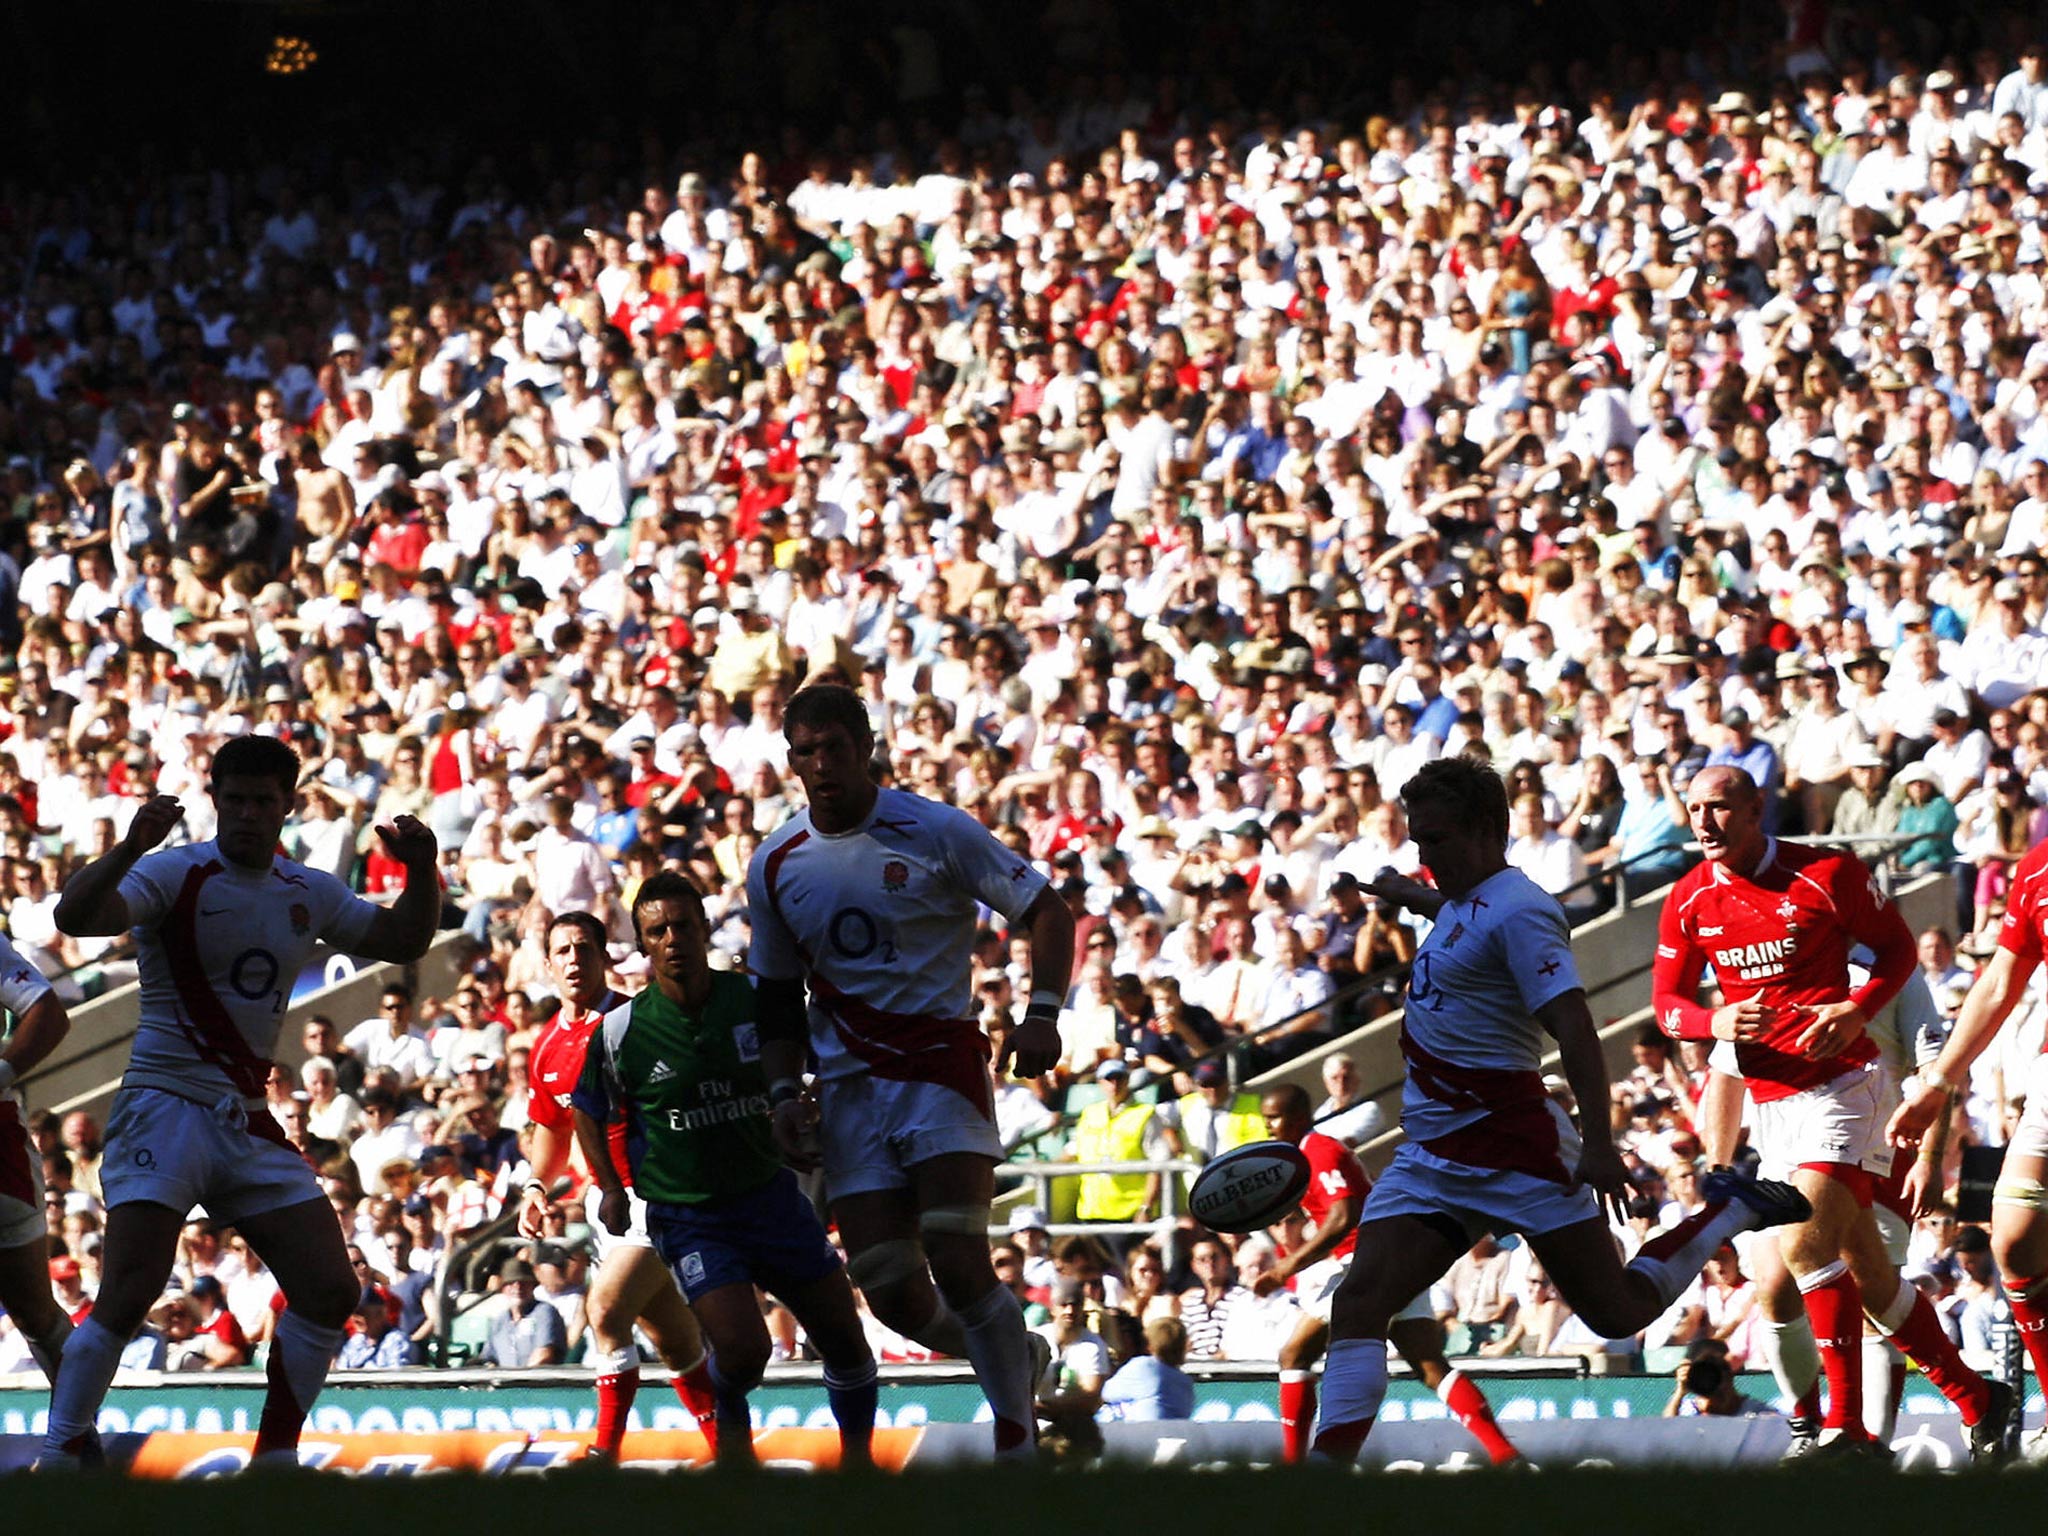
[289,903,312,935]
[882,860,909,892]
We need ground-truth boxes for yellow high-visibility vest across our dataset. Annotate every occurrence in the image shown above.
[1073,1099,1157,1221]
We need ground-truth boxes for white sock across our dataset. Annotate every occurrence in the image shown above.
[26,1314,72,1385]
[271,1309,345,1416]
[1759,1314,1820,1411]
[1627,1200,1762,1307]
[956,1284,1035,1449]
[1863,1336,1905,1442]
[902,1290,970,1359]
[42,1315,123,1451]
[1313,1338,1389,1447]
[593,1342,641,1377]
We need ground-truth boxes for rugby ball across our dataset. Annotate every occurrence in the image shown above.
[1188,1139,1313,1233]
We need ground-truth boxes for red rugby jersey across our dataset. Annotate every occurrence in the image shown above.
[1653,840,1914,1101]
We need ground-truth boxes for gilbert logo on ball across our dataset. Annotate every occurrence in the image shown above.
[882,860,909,892]
[1188,1139,1313,1233]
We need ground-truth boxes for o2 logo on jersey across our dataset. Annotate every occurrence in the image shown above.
[1407,953,1438,1010]
[827,907,899,964]
[229,947,286,1013]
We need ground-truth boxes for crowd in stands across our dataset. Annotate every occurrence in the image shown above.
[4,7,2048,1383]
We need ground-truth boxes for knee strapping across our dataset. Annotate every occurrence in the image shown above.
[1993,1176,2048,1211]
[919,1203,992,1238]
[592,1343,640,1377]
[846,1238,928,1293]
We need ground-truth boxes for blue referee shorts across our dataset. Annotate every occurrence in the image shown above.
[645,1166,843,1303]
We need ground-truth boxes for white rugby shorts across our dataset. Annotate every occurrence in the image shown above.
[2003,1053,2048,1170]
[584,1180,655,1260]
[1297,1256,1433,1327]
[99,1086,320,1223]
[1361,1136,1601,1241]
[817,1074,1000,1201]
[0,1096,45,1249]
[1750,1061,1896,1184]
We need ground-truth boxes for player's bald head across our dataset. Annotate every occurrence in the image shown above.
[1687,764,1760,807]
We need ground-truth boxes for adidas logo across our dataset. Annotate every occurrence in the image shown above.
[647,1060,676,1084]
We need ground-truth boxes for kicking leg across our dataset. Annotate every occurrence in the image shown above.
[1390,1314,1520,1465]
[234,1196,360,1461]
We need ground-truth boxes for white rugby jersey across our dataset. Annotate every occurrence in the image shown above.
[118,841,379,1104]
[747,788,1048,1086]
[1398,866,1584,1148]
[0,932,54,1106]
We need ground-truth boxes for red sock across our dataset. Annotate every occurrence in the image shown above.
[1440,1369,1519,1464]
[1886,1289,1992,1424]
[1799,1265,1866,1435]
[1279,1371,1316,1464]
[673,1359,720,1454]
[1310,1416,1375,1463]
[2009,1278,2048,1393]
[594,1368,638,1457]
[1794,1383,1824,1421]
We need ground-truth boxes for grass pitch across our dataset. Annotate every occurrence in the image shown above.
[13,1465,2044,1535]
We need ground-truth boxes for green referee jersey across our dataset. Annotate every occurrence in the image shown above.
[571,971,785,1204]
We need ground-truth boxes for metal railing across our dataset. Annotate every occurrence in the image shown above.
[432,1186,553,1367]
[991,1158,1204,1238]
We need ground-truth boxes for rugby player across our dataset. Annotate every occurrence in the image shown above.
[574,872,877,1467]
[747,684,1072,1457]
[0,935,77,1409]
[1311,758,1808,1463]
[41,735,440,1467]
[1654,765,2010,1460]
[1260,1084,1520,1465]
[517,909,718,1459]
[1888,837,2048,1456]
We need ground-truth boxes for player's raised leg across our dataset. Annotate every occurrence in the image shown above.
[41,1201,186,1466]
[234,1195,362,1462]
[1315,1214,1469,1463]
[1528,1169,1811,1351]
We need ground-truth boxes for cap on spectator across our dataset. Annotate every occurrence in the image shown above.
[1843,647,1885,673]
[1845,745,1886,770]
[677,172,709,194]
[417,1144,455,1168]
[1773,652,1812,680]
[357,1286,390,1312]
[500,1257,537,1284]
[1134,815,1176,840]
[1932,708,1962,728]
[1894,600,1932,624]
[189,1274,225,1302]
[1007,1205,1050,1234]
[1229,818,1265,842]
[1096,1058,1130,1079]
[170,402,199,424]
[1710,90,1753,114]
[1895,762,1940,788]
[331,332,363,355]
[1994,577,2025,602]
[692,606,722,629]
[402,1194,432,1216]
[49,1255,79,1282]
[1193,1059,1229,1087]
[728,587,758,613]
[533,1243,569,1269]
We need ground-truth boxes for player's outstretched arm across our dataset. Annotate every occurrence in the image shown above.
[355,816,442,963]
[53,794,184,936]
[1888,948,2033,1149]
